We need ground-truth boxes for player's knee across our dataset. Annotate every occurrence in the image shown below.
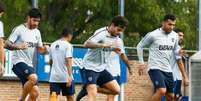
[87,85,97,97]
[113,86,120,95]
[28,74,38,84]
[167,93,174,100]
[157,88,166,96]
[30,87,40,98]
[67,95,74,101]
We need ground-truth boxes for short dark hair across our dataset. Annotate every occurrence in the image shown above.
[163,14,176,21]
[61,27,73,37]
[111,16,129,28]
[27,8,42,18]
[0,2,5,13]
[174,28,183,33]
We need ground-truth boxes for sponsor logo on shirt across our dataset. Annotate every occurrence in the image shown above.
[27,42,38,47]
[159,45,173,50]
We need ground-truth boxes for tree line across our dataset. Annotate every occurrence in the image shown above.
[1,0,197,50]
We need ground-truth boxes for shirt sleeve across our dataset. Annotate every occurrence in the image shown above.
[87,30,105,43]
[65,44,73,58]
[8,27,20,43]
[117,38,125,54]
[173,37,182,60]
[0,21,4,37]
[137,32,154,64]
[37,31,43,47]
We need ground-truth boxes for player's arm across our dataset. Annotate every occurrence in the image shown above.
[65,45,73,87]
[84,40,111,49]
[4,40,28,50]
[176,59,189,86]
[174,37,189,86]
[37,33,49,54]
[136,33,153,75]
[0,38,5,76]
[120,53,132,74]
[37,45,49,54]
[84,31,112,49]
[0,38,4,64]
[5,27,28,50]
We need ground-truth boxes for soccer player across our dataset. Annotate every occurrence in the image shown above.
[137,14,189,101]
[172,28,189,101]
[5,8,47,101]
[78,16,129,101]
[76,28,132,101]
[0,2,5,76]
[49,27,75,101]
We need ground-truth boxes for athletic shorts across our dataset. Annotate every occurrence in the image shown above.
[50,82,75,96]
[148,69,174,93]
[81,68,114,87]
[113,76,120,85]
[12,62,37,86]
[174,80,182,97]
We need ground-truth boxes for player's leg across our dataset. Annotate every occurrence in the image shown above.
[76,69,88,101]
[148,69,167,101]
[97,70,120,95]
[61,82,75,101]
[106,76,120,101]
[79,69,99,101]
[86,84,97,101]
[49,83,60,100]
[28,85,40,101]
[12,62,38,101]
[22,73,38,101]
[173,80,182,101]
[164,72,175,101]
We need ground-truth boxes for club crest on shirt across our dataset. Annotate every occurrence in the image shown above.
[171,38,174,42]
[35,36,39,41]
[55,44,59,49]
[88,77,93,81]
[24,69,29,74]
[155,81,159,86]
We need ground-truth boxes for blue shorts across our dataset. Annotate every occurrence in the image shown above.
[148,69,174,93]
[174,80,182,97]
[81,69,114,87]
[50,82,75,96]
[12,62,37,85]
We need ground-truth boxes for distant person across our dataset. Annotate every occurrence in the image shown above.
[137,14,189,101]
[0,2,5,76]
[5,8,48,101]
[49,27,75,101]
[106,38,133,101]
[172,28,189,101]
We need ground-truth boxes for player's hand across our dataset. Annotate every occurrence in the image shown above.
[66,76,73,87]
[0,63,5,77]
[44,44,50,53]
[179,49,186,56]
[138,63,146,76]
[183,77,189,86]
[18,42,29,49]
[113,47,121,54]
